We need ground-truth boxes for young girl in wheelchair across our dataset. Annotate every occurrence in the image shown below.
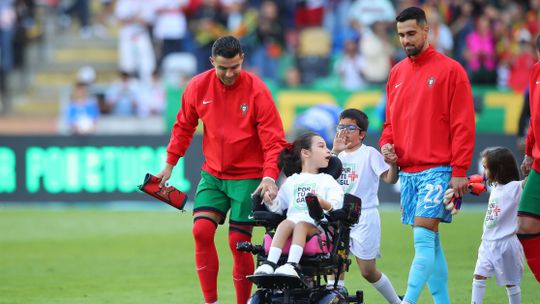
[253,132,344,278]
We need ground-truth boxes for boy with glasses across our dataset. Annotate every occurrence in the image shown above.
[330,108,402,304]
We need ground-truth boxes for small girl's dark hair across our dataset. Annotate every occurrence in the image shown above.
[481,146,520,185]
[279,132,318,176]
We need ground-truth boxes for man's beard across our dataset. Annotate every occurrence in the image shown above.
[405,45,422,57]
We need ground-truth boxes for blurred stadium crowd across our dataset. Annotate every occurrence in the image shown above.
[0,0,538,135]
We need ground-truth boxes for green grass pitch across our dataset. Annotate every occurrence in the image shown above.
[1,208,539,303]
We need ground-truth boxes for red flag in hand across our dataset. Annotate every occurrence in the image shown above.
[138,173,188,211]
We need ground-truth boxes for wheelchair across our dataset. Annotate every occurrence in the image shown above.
[237,157,365,304]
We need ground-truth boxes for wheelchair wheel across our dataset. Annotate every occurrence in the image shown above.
[317,290,347,304]
[247,290,271,304]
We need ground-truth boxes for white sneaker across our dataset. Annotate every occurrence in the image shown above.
[254,263,274,275]
[274,263,300,277]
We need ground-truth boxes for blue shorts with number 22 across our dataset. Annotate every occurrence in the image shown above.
[399,166,452,225]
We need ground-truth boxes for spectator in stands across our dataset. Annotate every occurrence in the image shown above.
[525,0,540,39]
[189,0,227,73]
[0,0,15,113]
[360,21,393,85]
[57,0,92,38]
[249,0,285,81]
[222,0,257,39]
[13,0,34,73]
[335,38,366,91]
[449,1,474,66]
[136,70,166,117]
[427,9,453,56]
[323,0,355,56]
[115,0,156,83]
[93,0,114,38]
[77,65,96,86]
[104,71,140,116]
[508,30,536,93]
[348,0,395,30]
[294,0,325,28]
[283,65,302,89]
[152,0,189,70]
[464,15,497,84]
[517,87,531,154]
[66,82,100,134]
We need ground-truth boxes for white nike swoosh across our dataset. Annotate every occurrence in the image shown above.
[394,83,402,88]
[423,204,439,209]
[536,80,540,85]
[196,265,208,271]
[248,215,254,220]
[202,100,213,104]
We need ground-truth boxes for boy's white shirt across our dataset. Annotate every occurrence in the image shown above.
[482,181,522,241]
[337,144,389,209]
[268,173,344,219]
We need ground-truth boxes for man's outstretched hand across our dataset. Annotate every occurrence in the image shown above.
[253,177,278,203]
[381,143,398,164]
[450,176,468,198]
[521,155,533,177]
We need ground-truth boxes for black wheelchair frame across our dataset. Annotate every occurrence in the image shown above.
[237,191,365,304]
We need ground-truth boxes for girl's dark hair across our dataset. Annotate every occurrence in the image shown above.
[279,132,318,176]
[339,108,369,131]
[481,146,520,185]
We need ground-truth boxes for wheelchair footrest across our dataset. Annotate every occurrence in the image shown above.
[247,274,308,289]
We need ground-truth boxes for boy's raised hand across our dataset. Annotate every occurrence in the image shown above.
[332,129,349,154]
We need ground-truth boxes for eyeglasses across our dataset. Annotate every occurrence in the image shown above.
[336,124,362,132]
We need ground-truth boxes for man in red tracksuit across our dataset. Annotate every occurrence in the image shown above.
[379,7,475,304]
[157,36,287,304]
[518,34,540,284]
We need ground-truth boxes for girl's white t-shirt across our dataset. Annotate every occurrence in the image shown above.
[482,181,522,241]
[269,172,343,222]
[338,145,389,209]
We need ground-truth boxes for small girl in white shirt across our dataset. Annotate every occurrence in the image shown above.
[471,146,526,304]
[254,132,344,277]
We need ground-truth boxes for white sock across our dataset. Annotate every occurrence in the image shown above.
[287,244,304,264]
[372,273,401,304]
[326,279,345,288]
[506,286,521,304]
[471,279,486,304]
[267,247,282,264]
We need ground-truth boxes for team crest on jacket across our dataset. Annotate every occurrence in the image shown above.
[427,76,436,87]
[241,103,248,115]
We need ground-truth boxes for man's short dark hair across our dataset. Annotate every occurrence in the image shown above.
[396,7,427,26]
[339,109,369,131]
[212,36,243,58]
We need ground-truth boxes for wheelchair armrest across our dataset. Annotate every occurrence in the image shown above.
[251,194,286,228]
[324,194,362,226]
[251,211,286,228]
[325,209,347,222]
[306,193,324,222]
